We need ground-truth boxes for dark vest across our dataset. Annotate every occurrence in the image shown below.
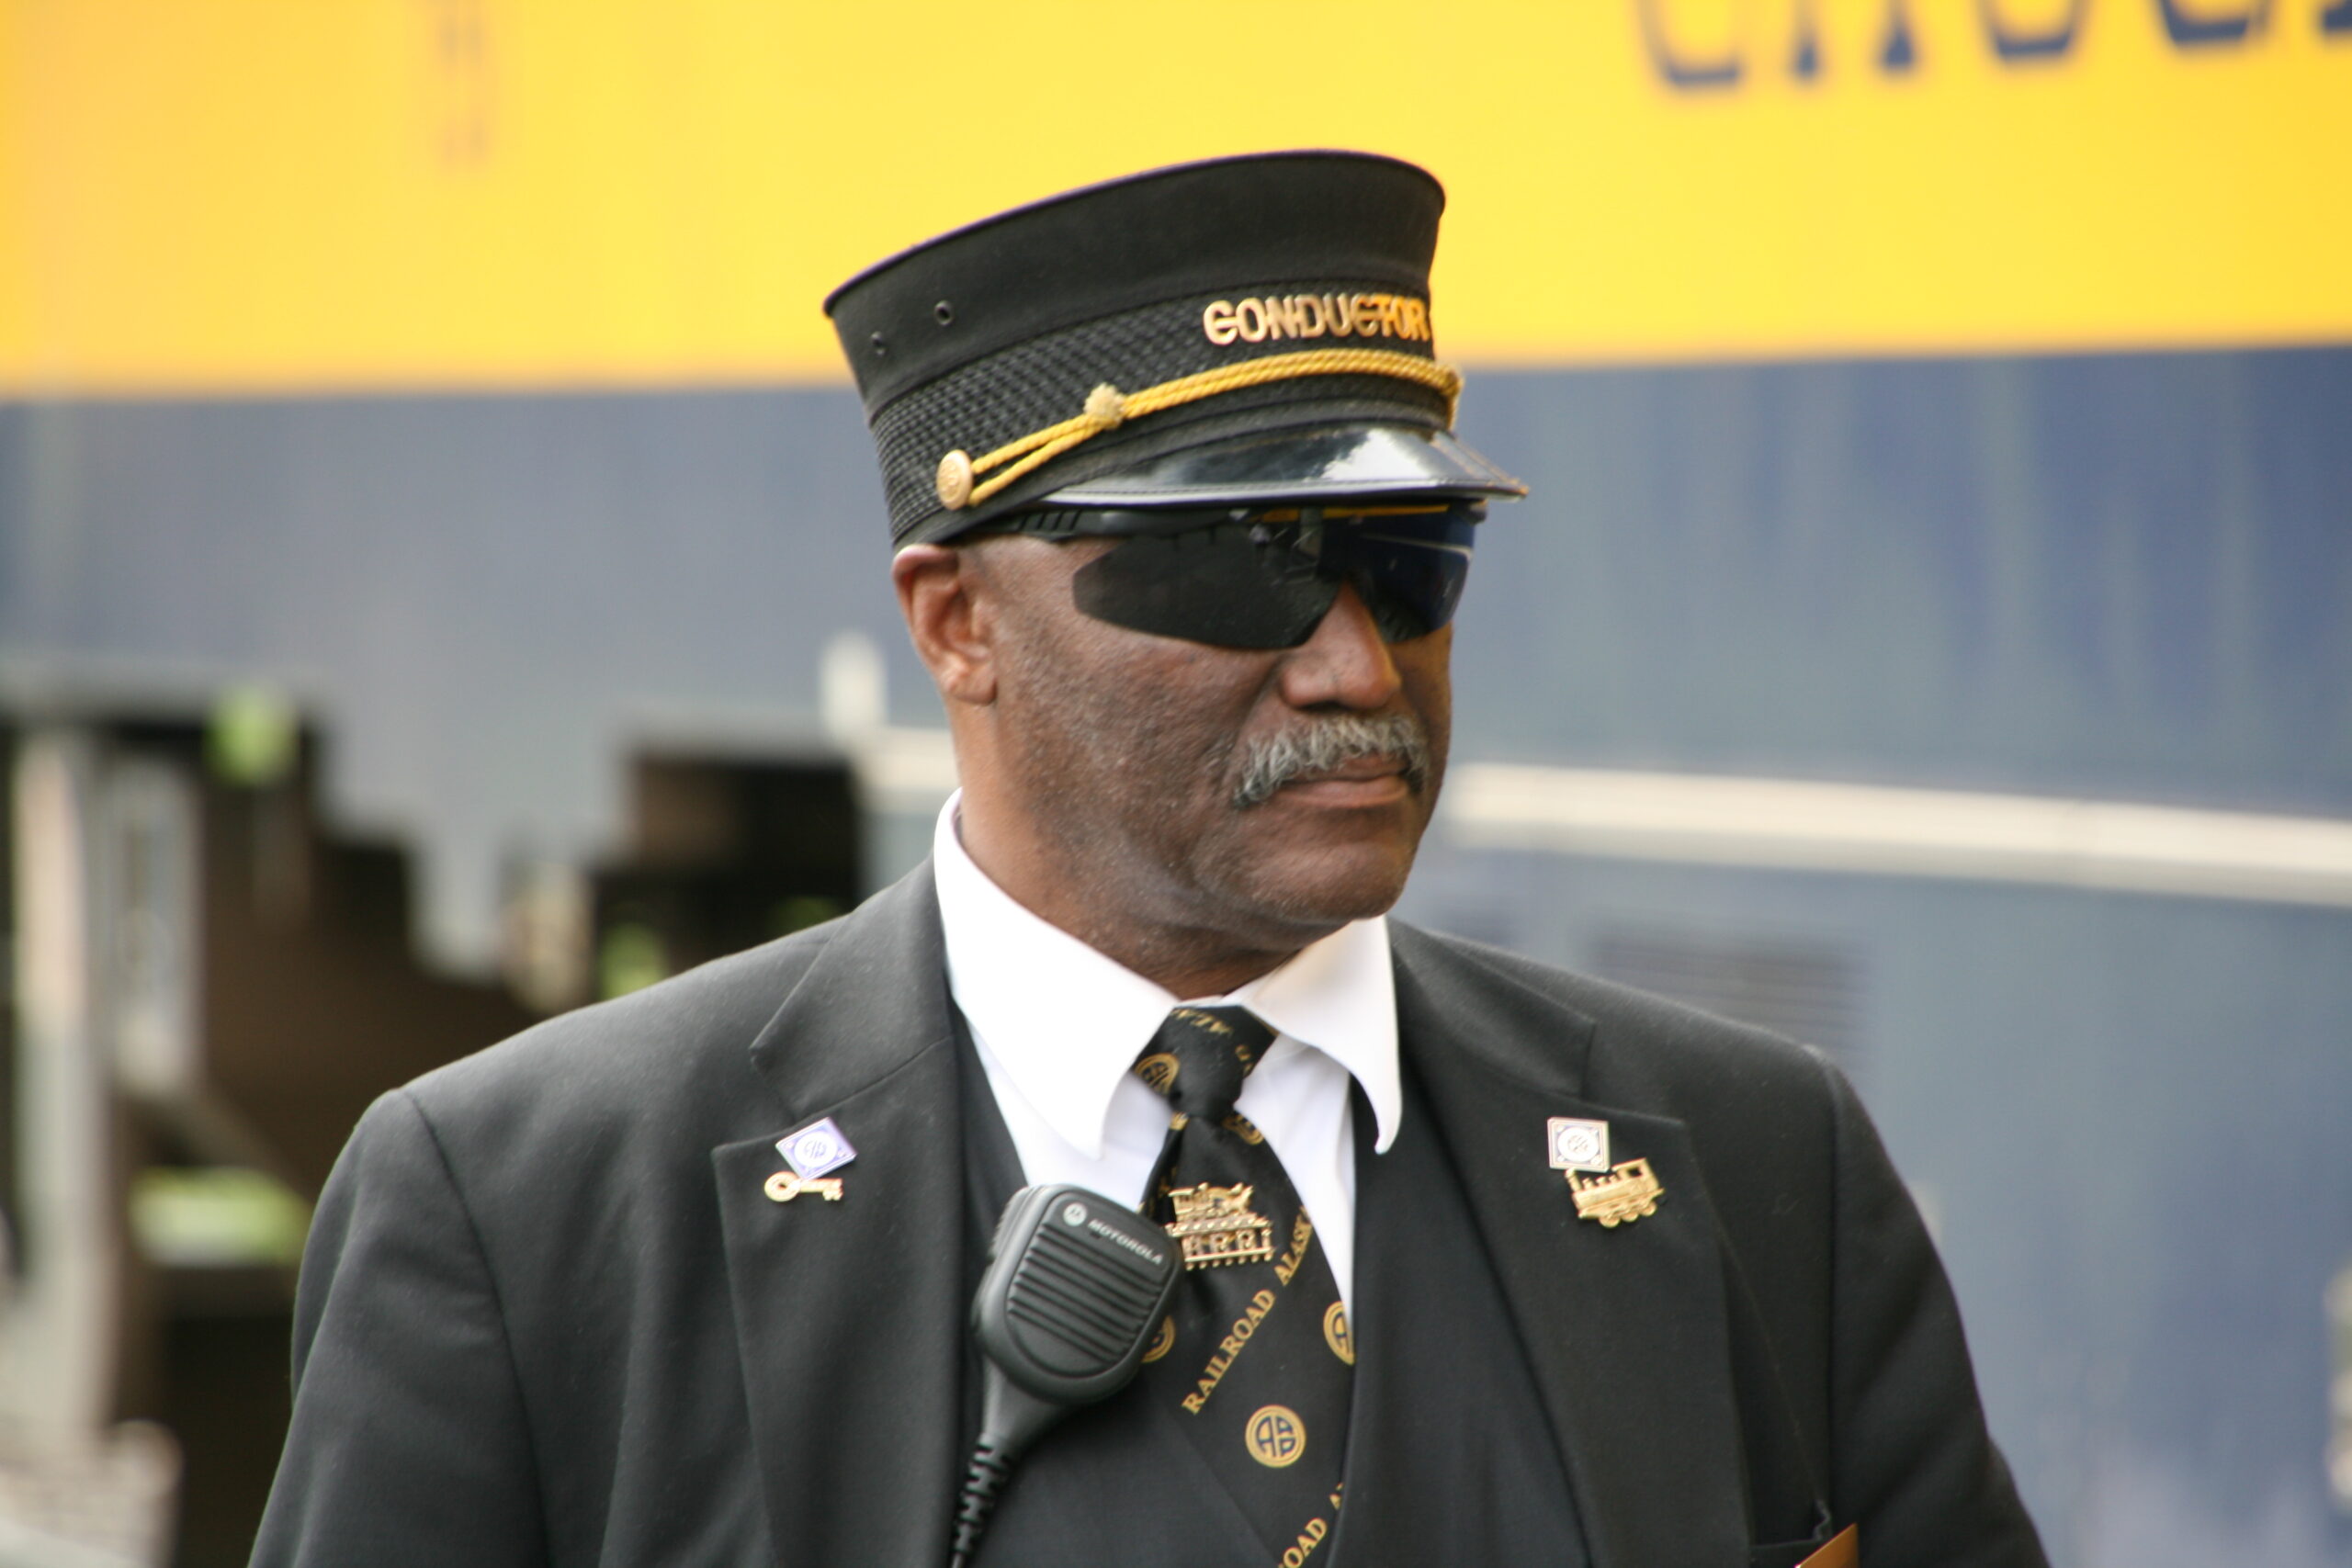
[957,1027,1591,1568]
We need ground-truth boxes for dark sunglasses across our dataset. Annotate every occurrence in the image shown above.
[991,502,1481,650]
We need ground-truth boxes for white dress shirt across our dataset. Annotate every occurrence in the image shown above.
[933,794,1401,1307]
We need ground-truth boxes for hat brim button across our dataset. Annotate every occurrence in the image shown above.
[935,449,975,510]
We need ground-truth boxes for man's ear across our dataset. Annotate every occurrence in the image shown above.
[892,544,998,705]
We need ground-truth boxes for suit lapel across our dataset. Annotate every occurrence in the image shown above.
[712,868,967,1567]
[1390,928,1749,1568]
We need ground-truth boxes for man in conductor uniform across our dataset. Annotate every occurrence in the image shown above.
[255,153,2047,1567]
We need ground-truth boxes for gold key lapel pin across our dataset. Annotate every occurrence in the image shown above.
[766,1117,855,1204]
[1547,1116,1665,1228]
[763,1170,843,1203]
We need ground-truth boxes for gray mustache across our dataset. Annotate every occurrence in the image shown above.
[1232,715,1434,807]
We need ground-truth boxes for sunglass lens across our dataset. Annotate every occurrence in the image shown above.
[1340,531,1472,644]
[1071,526,1338,649]
[1066,507,1478,649]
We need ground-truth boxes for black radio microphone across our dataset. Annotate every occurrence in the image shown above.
[948,1183,1182,1568]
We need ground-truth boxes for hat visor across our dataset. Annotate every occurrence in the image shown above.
[1038,423,1526,510]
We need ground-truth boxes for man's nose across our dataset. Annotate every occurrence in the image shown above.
[1276,581,1404,709]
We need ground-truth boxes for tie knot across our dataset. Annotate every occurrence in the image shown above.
[1133,1005,1277,1120]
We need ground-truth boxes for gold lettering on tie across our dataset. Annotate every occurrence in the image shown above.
[1322,1301,1353,1365]
[1274,1208,1315,1285]
[1180,1288,1277,1412]
[1281,1517,1330,1567]
[1247,1404,1307,1468]
[1134,1052,1180,1095]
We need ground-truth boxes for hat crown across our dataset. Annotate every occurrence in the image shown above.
[825,151,1444,415]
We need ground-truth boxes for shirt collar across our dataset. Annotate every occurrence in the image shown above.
[933,792,1401,1158]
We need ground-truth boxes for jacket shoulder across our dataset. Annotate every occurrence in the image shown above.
[396,920,836,1159]
[1391,920,1837,1105]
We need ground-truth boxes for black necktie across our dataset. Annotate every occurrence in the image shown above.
[1130,1005,1353,1558]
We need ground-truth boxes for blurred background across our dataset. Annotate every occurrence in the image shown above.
[2,2,2348,1563]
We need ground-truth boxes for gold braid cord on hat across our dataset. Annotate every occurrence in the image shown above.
[933,347,1465,511]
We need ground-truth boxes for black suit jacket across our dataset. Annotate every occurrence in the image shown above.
[254,865,2044,1567]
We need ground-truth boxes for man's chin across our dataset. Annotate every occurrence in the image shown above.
[1202,833,1422,932]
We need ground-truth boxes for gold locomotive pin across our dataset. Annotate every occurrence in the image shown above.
[1567,1158,1664,1228]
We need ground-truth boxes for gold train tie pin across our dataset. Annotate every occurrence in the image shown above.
[1163,1181,1273,1269]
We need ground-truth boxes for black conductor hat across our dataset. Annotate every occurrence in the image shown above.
[824,151,1525,547]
